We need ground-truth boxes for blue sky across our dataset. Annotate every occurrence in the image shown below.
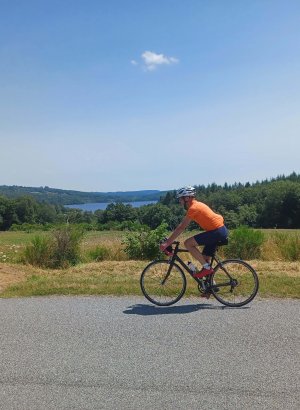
[1,0,299,192]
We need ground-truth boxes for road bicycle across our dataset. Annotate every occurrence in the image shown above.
[140,239,259,307]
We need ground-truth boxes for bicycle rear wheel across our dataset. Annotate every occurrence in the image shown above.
[211,259,259,307]
[140,260,186,306]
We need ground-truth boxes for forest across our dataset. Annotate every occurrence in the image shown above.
[0,173,299,231]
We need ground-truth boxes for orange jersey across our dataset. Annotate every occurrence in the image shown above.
[187,199,224,231]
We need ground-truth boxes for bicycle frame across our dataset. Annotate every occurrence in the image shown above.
[162,241,234,291]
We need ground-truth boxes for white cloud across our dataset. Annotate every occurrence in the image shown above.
[141,51,179,71]
[131,59,138,66]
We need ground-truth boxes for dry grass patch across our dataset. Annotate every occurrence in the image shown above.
[250,260,300,277]
[0,262,39,292]
[260,236,283,261]
[71,261,144,277]
[81,232,128,261]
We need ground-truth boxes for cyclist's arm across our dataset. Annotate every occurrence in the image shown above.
[161,216,191,249]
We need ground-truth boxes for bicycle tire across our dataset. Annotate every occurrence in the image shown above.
[210,259,259,307]
[140,260,186,306]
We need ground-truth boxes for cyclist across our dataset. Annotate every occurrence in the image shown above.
[160,186,228,280]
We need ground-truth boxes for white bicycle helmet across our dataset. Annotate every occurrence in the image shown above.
[176,186,196,198]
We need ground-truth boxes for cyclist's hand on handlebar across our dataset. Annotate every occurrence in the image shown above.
[159,240,173,256]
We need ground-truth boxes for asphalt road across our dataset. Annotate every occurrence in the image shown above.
[0,296,299,410]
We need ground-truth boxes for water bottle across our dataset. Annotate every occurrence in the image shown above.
[187,261,197,273]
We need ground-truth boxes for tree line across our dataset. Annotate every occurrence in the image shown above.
[0,185,164,205]
[161,173,300,229]
[0,173,299,231]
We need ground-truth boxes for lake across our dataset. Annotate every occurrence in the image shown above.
[65,201,157,212]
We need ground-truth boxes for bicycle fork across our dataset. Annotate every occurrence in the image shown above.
[161,259,175,285]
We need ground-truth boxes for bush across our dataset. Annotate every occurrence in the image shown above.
[224,226,265,260]
[74,222,97,232]
[22,235,53,267]
[51,226,83,268]
[22,225,84,268]
[122,223,168,260]
[88,246,110,262]
[10,223,54,232]
[97,221,123,231]
[97,220,147,231]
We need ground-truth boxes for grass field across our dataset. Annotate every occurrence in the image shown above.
[0,230,299,299]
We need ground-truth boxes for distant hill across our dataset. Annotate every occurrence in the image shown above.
[0,185,167,205]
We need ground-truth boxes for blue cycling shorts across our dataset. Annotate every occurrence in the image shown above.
[193,225,229,257]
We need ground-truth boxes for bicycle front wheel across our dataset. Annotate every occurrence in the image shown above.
[211,259,259,307]
[140,260,186,306]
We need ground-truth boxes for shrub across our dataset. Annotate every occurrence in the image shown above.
[224,226,265,260]
[88,246,110,262]
[22,225,84,268]
[22,235,53,267]
[51,226,84,268]
[97,221,123,231]
[122,223,168,260]
[74,222,97,232]
[10,223,54,232]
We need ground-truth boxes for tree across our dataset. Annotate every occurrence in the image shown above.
[237,204,258,227]
[14,196,39,224]
[138,204,173,229]
[161,191,176,206]
[278,189,300,228]
[0,196,18,230]
[100,203,137,224]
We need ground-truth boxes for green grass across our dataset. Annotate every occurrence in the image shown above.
[1,260,299,299]
[258,273,300,299]
[0,230,300,299]
[0,231,48,263]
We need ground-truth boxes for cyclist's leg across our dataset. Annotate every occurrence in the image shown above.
[186,226,228,274]
[190,230,220,256]
[203,226,229,261]
[184,236,207,265]
[202,243,217,262]
[184,231,217,274]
